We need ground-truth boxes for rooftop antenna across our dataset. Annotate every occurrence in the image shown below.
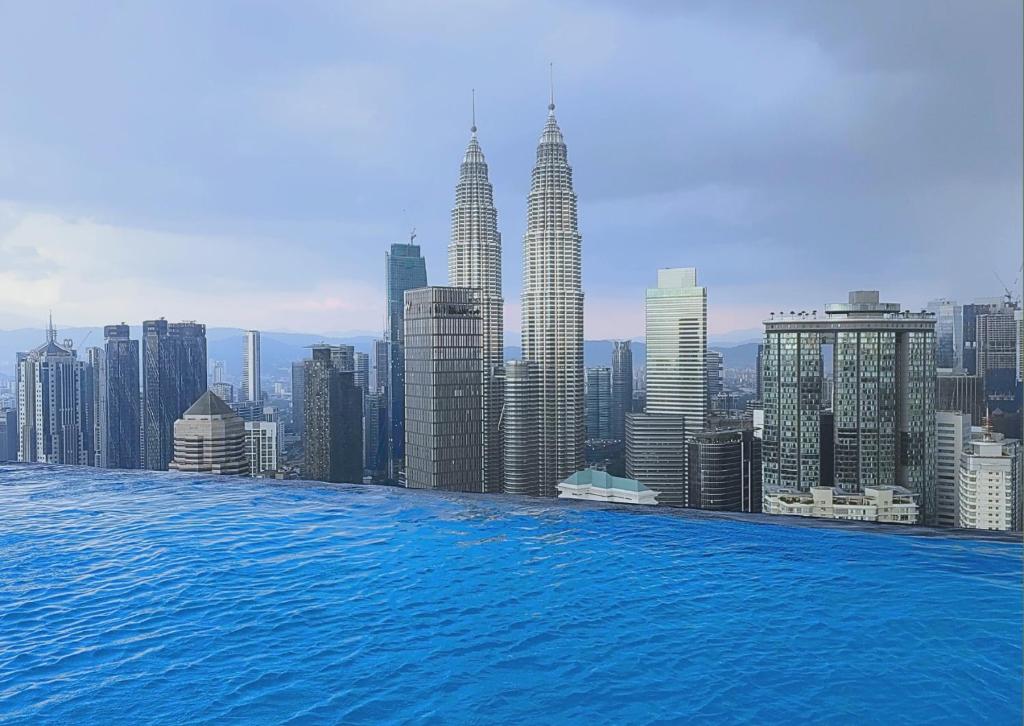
[471,88,477,135]
[410,227,417,245]
[548,62,555,113]
[46,310,56,343]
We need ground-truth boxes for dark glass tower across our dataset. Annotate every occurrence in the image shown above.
[303,345,363,484]
[611,341,633,442]
[386,241,427,481]
[143,319,208,470]
[104,324,141,469]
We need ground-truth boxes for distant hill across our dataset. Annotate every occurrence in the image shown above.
[1,328,761,379]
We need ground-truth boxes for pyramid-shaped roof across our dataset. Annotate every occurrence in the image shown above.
[184,390,235,418]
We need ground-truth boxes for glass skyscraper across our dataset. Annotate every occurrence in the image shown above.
[611,341,633,442]
[762,291,937,523]
[103,324,140,469]
[386,242,427,481]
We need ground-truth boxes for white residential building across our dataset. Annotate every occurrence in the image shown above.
[957,432,1021,532]
[241,330,261,403]
[245,420,279,476]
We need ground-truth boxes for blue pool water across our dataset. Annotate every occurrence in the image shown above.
[0,464,1020,724]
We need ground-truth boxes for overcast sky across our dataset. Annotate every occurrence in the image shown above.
[0,1,1020,339]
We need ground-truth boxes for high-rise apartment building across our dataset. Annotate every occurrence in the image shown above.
[168,391,248,475]
[83,346,104,467]
[511,91,584,496]
[927,299,963,371]
[103,324,140,469]
[761,291,937,523]
[16,322,87,465]
[404,286,484,492]
[957,431,1021,532]
[386,242,427,480]
[142,319,208,470]
[244,421,278,476]
[962,298,1003,375]
[936,411,970,527]
[977,304,1021,415]
[303,345,363,484]
[448,107,504,492]
[290,361,305,441]
[585,366,612,441]
[241,330,261,403]
[611,341,633,442]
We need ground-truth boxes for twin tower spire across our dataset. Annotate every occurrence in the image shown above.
[448,71,584,496]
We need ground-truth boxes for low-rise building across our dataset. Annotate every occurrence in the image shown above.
[763,486,918,524]
[557,469,659,506]
[169,391,248,475]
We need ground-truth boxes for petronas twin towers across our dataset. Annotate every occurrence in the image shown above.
[447,88,584,496]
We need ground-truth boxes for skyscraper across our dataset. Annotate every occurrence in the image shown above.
[936,371,984,424]
[143,319,208,471]
[936,411,970,527]
[687,428,761,512]
[104,324,141,469]
[706,350,724,400]
[386,241,427,480]
[611,341,633,442]
[514,84,584,496]
[585,366,611,441]
[404,286,484,492]
[761,291,937,523]
[448,99,504,492]
[291,360,306,442]
[927,298,963,370]
[244,420,279,476]
[241,330,261,403]
[962,299,1003,375]
[958,430,1021,532]
[303,345,363,484]
[83,346,104,467]
[977,304,1021,416]
[16,321,87,465]
[503,361,540,496]
[645,268,707,429]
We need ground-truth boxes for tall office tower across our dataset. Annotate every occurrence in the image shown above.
[403,287,484,492]
[958,430,1021,532]
[625,413,687,506]
[962,298,1003,374]
[16,322,87,464]
[143,320,208,470]
[517,89,585,496]
[363,391,387,480]
[290,361,306,441]
[977,304,1021,415]
[927,299,963,370]
[706,350,724,400]
[585,366,612,441]
[168,391,248,475]
[83,346,105,467]
[448,105,505,492]
[212,360,226,385]
[244,421,279,475]
[103,324,141,469]
[645,268,707,428]
[303,345,363,483]
[936,371,984,424]
[386,241,427,480]
[755,343,764,401]
[687,428,762,512]
[353,352,369,393]
[935,411,970,527]
[762,291,937,523]
[503,361,540,496]
[611,341,633,442]
[372,339,389,393]
[241,330,261,403]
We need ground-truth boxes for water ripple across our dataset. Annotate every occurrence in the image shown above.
[0,463,1020,725]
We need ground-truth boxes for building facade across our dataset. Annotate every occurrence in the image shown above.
[936,372,984,425]
[448,112,504,492]
[241,330,261,403]
[503,361,541,496]
[245,420,279,476]
[927,298,963,371]
[763,486,918,524]
[585,366,612,441]
[514,93,584,496]
[687,427,762,512]
[404,286,484,492]
[761,291,936,523]
[291,361,305,442]
[104,324,141,470]
[957,431,1021,532]
[386,242,427,480]
[611,340,633,442]
[303,345,363,484]
[936,411,970,528]
[625,413,687,506]
[168,391,248,475]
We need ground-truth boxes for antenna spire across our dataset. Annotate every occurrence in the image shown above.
[410,227,417,245]
[548,62,555,113]
[47,310,56,342]
[471,88,477,135]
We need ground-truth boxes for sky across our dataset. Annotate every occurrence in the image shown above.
[0,0,1020,340]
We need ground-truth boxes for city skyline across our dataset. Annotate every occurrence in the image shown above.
[0,2,1019,338]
